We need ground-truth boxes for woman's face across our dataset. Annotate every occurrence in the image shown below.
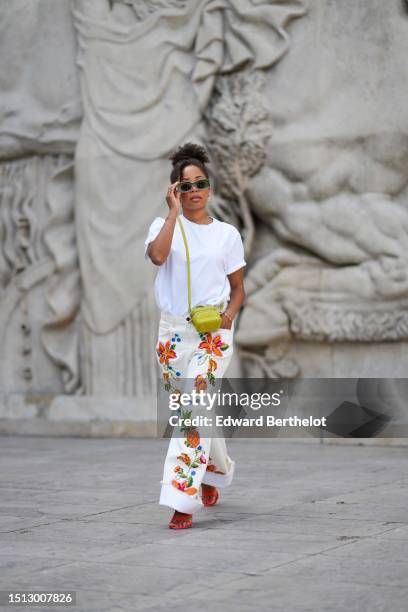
[179,164,210,212]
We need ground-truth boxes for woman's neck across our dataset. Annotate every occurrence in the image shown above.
[182,209,213,225]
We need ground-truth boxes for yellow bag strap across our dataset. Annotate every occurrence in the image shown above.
[177,215,192,314]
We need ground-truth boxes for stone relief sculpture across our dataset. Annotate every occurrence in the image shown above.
[72,0,306,394]
[203,71,300,378]
[0,1,82,396]
[204,71,273,259]
[0,0,305,407]
[2,0,406,435]
[205,0,408,380]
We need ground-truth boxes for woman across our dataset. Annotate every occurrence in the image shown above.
[144,142,246,529]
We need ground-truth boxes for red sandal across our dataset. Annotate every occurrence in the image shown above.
[202,484,219,507]
[168,510,193,529]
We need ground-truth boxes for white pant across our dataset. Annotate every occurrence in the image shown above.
[155,309,236,514]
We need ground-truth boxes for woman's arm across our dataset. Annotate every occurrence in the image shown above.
[220,268,246,329]
[147,181,181,265]
[147,210,178,265]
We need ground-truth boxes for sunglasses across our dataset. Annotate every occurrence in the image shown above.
[176,178,211,193]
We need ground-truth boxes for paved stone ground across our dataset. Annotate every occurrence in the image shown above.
[0,436,407,612]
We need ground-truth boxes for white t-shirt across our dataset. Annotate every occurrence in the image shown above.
[144,213,246,316]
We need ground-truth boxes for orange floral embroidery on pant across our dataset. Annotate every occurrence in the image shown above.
[157,340,176,365]
[206,457,226,475]
[171,409,207,497]
[198,333,229,357]
[177,453,191,466]
[194,374,207,391]
[208,358,217,372]
[193,332,229,386]
[156,335,182,392]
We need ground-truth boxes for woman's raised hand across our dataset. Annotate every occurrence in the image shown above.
[166,181,182,214]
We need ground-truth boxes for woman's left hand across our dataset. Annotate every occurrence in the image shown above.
[219,313,232,330]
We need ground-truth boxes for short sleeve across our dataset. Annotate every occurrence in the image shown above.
[144,216,165,261]
[224,227,246,275]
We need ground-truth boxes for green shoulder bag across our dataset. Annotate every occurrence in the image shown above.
[177,216,222,333]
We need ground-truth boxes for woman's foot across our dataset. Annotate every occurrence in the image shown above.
[201,483,219,507]
[168,510,193,529]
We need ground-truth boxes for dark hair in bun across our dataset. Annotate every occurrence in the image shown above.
[169,142,210,183]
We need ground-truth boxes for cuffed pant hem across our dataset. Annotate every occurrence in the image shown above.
[201,459,235,488]
[159,483,204,514]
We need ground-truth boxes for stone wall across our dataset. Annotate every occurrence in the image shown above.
[0,0,407,440]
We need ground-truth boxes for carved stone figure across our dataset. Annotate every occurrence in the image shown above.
[206,0,408,378]
[1,0,407,436]
[72,0,305,392]
[0,1,82,395]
